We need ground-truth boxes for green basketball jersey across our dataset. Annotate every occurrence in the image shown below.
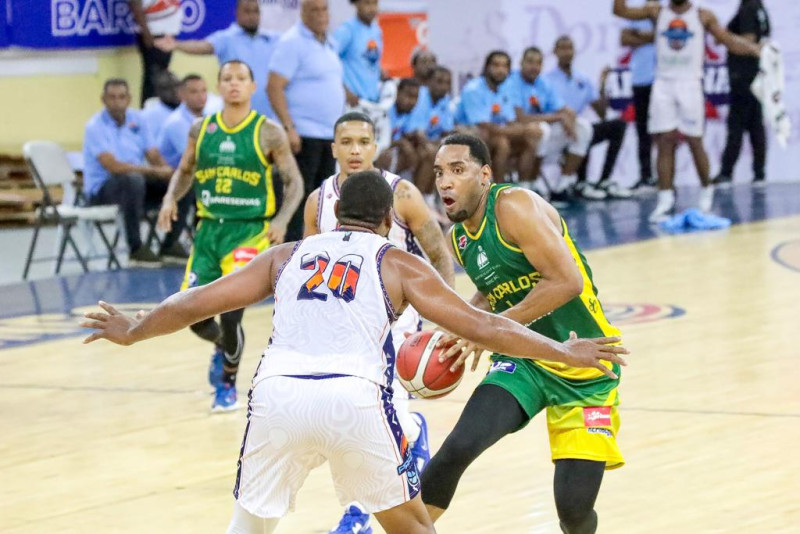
[450,184,621,381]
[193,111,275,220]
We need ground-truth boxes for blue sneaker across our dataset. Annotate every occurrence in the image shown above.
[211,382,240,413]
[329,502,372,534]
[409,412,430,474]
[208,347,225,389]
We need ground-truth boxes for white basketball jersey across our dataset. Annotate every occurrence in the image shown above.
[255,231,399,387]
[655,4,705,80]
[316,171,425,258]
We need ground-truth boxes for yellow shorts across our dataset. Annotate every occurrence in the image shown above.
[181,219,270,290]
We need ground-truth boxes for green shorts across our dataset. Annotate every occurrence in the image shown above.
[482,356,625,469]
[181,219,271,290]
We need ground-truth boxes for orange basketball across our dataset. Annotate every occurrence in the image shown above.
[396,330,464,399]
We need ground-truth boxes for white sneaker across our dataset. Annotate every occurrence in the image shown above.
[575,182,608,200]
[698,186,714,213]
[649,190,676,223]
[599,181,633,199]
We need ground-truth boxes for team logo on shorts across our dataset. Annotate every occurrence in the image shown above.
[489,361,516,374]
[187,271,198,288]
[583,406,612,427]
[662,19,694,51]
[233,247,259,264]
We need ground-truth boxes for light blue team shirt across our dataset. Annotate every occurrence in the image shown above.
[159,103,200,168]
[268,22,345,139]
[334,16,382,102]
[628,18,656,87]
[83,109,156,197]
[388,103,427,141]
[543,68,598,114]
[412,86,454,140]
[455,76,516,126]
[504,70,564,115]
[207,23,280,118]
[141,100,176,142]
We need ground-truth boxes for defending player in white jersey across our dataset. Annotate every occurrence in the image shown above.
[81,170,628,534]
[613,0,762,222]
[303,111,455,534]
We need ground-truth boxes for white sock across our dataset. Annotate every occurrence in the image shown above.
[657,189,675,203]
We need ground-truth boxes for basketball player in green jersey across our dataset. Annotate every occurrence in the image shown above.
[420,134,623,534]
[158,60,303,411]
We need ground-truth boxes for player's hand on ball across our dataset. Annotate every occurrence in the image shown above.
[80,301,139,346]
[436,333,486,372]
[563,331,629,379]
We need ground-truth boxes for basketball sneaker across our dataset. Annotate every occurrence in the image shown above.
[409,412,430,473]
[208,347,225,389]
[211,382,240,413]
[329,502,373,534]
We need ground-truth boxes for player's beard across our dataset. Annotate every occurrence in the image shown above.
[672,0,689,6]
[446,208,470,223]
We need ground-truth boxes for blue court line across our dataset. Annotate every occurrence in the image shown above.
[770,239,800,273]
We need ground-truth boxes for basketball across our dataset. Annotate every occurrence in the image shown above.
[396,330,464,399]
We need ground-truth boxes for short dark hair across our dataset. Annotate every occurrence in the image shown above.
[432,66,452,77]
[337,170,394,227]
[218,60,254,81]
[334,111,375,136]
[411,48,436,66]
[397,77,421,93]
[522,46,543,60]
[440,133,492,167]
[181,73,204,85]
[482,50,511,75]
[103,78,128,93]
[554,35,572,49]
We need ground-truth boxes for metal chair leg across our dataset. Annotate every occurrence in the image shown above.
[22,220,42,280]
[96,222,121,270]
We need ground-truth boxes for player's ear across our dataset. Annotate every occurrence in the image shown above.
[481,164,493,186]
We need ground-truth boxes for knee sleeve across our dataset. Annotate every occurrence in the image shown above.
[220,309,245,366]
[554,459,605,534]
[190,317,221,344]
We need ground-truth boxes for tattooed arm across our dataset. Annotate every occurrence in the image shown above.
[393,179,455,288]
[158,118,202,232]
[260,119,304,244]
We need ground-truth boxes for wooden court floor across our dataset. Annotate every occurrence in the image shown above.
[2,215,800,533]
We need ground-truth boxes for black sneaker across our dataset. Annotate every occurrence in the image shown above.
[160,242,190,264]
[129,246,162,268]
[712,174,733,188]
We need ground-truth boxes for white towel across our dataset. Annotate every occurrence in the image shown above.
[751,42,792,147]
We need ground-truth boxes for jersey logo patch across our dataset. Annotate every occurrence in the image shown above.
[583,406,612,427]
[458,235,467,249]
[663,18,694,51]
[207,123,218,134]
[220,136,236,153]
[476,246,489,269]
[489,361,516,374]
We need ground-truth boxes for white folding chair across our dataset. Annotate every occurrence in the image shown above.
[21,141,121,279]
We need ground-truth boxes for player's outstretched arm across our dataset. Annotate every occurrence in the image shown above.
[81,242,296,346]
[613,0,658,20]
[387,249,628,378]
[701,9,761,57]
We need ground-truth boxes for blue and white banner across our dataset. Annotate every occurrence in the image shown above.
[2,0,300,49]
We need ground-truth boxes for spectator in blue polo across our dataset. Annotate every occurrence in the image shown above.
[456,50,542,184]
[159,74,207,168]
[141,70,181,141]
[544,35,632,199]
[415,66,455,141]
[268,0,345,241]
[155,0,279,119]
[335,0,383,107]
[83,79,188,266]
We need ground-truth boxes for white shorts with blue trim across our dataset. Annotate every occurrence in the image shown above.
[233,375,419,518]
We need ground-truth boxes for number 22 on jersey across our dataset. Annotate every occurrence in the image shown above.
[297,252,363,302]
